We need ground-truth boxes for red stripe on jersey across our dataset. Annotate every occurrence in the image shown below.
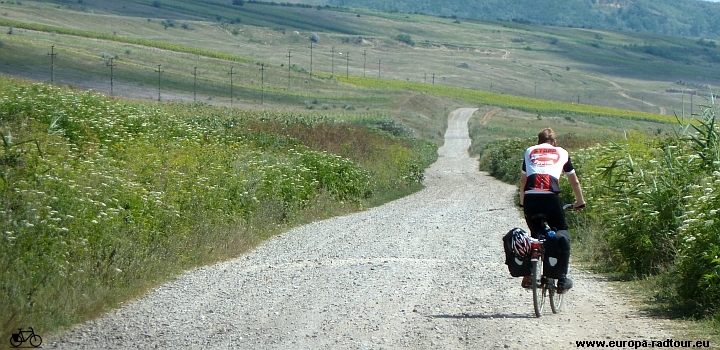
[534,174,551,191]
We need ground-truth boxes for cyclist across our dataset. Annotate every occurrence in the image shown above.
[518,128,585,293]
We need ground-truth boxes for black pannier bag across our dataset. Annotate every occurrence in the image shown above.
[503,228,531,277]
[541,230,570,279]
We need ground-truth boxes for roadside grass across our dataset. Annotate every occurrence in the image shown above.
[615,275,720,345]
[0,76,437,339]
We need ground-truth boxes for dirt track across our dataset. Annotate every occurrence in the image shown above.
[48,108,673,349]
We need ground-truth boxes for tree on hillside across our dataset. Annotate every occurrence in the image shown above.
[395,33,415,46]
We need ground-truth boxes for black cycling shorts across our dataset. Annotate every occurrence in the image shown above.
[523,192,568,238]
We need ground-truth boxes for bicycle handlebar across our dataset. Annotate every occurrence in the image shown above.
[563,203,585,211]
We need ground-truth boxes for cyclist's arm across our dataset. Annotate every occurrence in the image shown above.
[566,172,585,208]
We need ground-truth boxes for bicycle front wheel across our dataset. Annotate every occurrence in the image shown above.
[549,280,564,313]
[29,334,42,347]
[531,260,545,317]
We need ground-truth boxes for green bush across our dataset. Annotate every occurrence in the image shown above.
[478,137,532,184]
[395,33,415,46]
[572,108,720,317]
[673,105,720,317]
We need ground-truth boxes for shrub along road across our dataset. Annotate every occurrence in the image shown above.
[48,108,673,349]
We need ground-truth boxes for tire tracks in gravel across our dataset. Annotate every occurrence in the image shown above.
[48,108,673,349]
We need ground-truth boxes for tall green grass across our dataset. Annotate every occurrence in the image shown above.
[0,77,437,338]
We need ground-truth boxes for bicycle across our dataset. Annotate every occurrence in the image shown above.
[9,327,42,348]
[527,203,578,317]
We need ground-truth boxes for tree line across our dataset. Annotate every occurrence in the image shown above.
[327,0,720,40]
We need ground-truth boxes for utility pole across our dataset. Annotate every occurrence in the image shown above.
[363,50,367,77]
[378,59,381,78]
[106,57,116,96]
[156,64,162,102]
[47,45,57,83]
[309,42,313,78]
[424,73,427,84]
[691,93,694,116]
[432,73,435,85]
[193,67,197,101]
[259,63,266,105]
[534,82,537,98]
[286,50,292,89]
[228,66,236,108]
[331,46,335,75]
[346,51,349,78]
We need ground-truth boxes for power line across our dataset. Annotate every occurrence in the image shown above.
[228,66,236,108]
[363,50,367,77]
[47,45,57,83]
[286,50,292,89]
[106,57,116,96]
[309,42,313,78]
[259,63,266,105]
[155,64,163,102]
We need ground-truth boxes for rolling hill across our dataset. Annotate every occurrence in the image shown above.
[3,0,720,117]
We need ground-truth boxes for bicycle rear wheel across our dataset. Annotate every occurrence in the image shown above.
[549,280,564,313]
[9,334,22,348]
[531,260,545,317]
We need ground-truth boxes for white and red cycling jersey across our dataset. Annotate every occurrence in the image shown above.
[521,143,575,194]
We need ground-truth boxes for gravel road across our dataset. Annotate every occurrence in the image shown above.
[49,108,674,349]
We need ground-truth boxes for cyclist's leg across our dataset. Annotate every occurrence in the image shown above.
[526,194,573,288]
[523,193,565,237]
[540,194,570,276]
[553,230,571,273]
[542,194,567,231]
[522,193,548,238]
[541,196,573,291]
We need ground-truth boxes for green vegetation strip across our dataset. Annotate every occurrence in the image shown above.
[336,75,675,123]
[0,19,252,63]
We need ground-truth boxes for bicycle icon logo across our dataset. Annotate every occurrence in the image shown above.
[9,327,42,348]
